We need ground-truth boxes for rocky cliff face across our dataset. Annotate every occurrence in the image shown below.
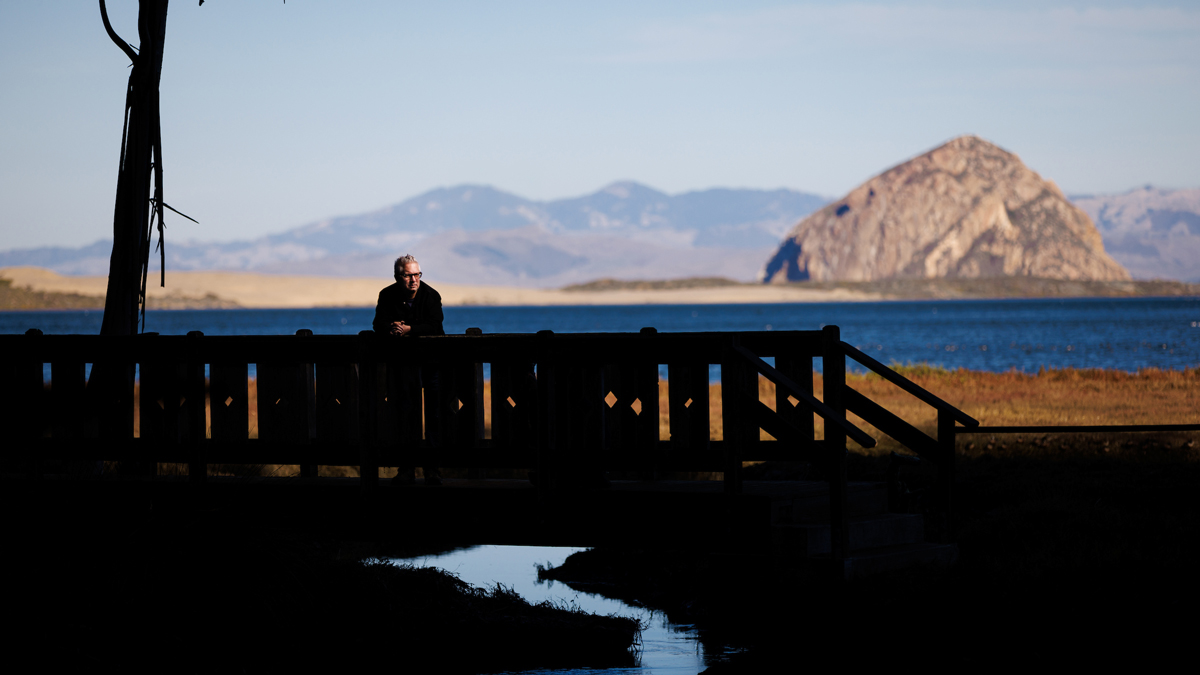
[761,136,1130,283]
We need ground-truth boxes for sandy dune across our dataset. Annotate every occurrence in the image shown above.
[1,266,878,308]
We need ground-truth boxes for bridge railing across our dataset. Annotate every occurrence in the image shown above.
[4,324,989,559]
[1,326,887,470]
[727,324,982,553]
[729,325,880,559]
[835,333,980,541]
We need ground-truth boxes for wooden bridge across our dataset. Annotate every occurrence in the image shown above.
[2,325,981,577]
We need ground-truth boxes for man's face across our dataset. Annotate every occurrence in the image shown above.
[400,262,422,294]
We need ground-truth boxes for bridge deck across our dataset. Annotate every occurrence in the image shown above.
[5,475,887,553]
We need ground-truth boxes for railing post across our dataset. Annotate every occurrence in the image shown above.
[134,332,162,477]
[534,330,556,491]
[937,410,956,543]
[637,327,659,481]
[357,330,379,492]
[18,329,45,481]
[467,327,485,442]
[186,331,207,483]
[464,328,486,479]
[822,325,849,564]
[209,355,249,448]
[720,339,752,495]
[50,357,86,442]
[93,332,135,455]
[774,343,814,445]
[296,329,318,479]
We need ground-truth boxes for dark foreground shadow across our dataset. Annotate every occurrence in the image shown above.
[3,486,638,674]
[539,451,1200,671]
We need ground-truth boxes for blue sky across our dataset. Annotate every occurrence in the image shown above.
[1,1,1197,250]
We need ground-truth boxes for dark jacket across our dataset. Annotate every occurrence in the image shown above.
[372,281,445,336]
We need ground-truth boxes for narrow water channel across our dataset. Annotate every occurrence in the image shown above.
[392,545,719,674]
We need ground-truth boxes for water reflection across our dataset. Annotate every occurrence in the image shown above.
[391,545,708,674]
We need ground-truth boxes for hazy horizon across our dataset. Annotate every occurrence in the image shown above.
[0,177,1191,255]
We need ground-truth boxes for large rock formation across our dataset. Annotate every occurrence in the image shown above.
[761,136,1130,283]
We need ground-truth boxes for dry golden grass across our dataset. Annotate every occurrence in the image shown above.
[670,366,1200,458]
[662,366,1199,449]
[142,366,1199,475]
[837,366,1200,456]
[850,365,1200,427]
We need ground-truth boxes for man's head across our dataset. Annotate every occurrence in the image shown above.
[394,254,422,296]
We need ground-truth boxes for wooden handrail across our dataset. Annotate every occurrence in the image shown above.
[839,341,979,427]
[3,328,897,484]
[730,341,877,448]
[843,387,939,459]
[728,389,827,465]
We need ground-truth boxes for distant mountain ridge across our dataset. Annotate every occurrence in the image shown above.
[8,177,1200,286]
[1071,186,1200,283]
[1,182,827,287]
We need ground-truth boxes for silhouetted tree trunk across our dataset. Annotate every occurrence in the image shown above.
[92,0,171,464]
[99,0,169,337]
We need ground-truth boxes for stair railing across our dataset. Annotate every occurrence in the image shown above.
[836,337,979,542]
[730,323,981,555]
[728,328,877,561]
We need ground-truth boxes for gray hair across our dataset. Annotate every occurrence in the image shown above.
[394,254,418,277]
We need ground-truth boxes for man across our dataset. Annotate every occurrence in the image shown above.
[373,254,445,338]
[373,254,444,485]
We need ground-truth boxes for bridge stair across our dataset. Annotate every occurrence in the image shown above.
[767,481,958,578]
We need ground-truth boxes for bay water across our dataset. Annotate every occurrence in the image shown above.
[5,296,1198,372]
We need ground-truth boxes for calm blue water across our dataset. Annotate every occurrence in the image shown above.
[393,546,709,674]
[3,297,1198,372]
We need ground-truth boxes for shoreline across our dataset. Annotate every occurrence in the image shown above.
[1,266,880,309]
[4,266,1197,311]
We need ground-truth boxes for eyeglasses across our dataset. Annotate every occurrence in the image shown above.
[401,272,422,280]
